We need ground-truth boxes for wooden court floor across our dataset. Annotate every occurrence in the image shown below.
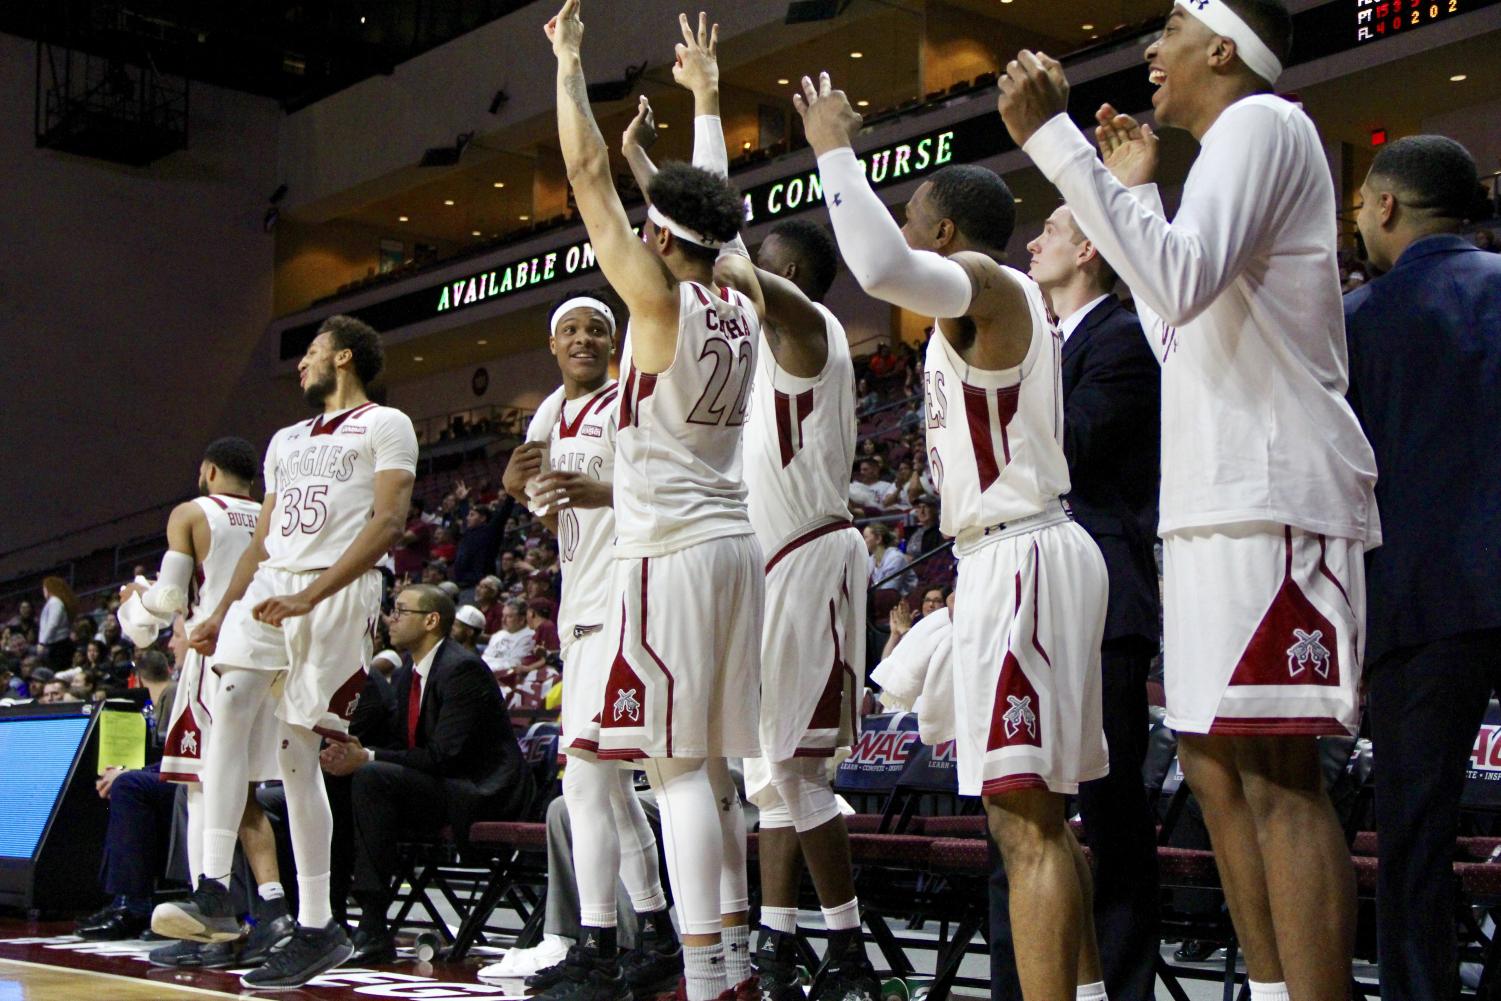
[0,920,526,1000]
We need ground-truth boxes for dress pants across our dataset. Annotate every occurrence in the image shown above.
[100,764,178,897]
[1369,628,1501,1001]
[988,641,1161,1001]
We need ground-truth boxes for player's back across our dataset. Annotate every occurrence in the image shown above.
[615,281,760,557]
[744,303,857,554]
[262,402,419,572]
[527,380,619,640]
[189,494,261,628]
[924,266,1070,550]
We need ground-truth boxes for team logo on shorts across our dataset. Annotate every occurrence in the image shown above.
[1001,695,1038,741]
[612,687,642,723]
[179,728,199,756]
[1285,628,1331,679]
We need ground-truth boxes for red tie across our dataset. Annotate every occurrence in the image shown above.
[406,669,422,747]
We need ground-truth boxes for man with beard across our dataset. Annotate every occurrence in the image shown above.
[165,316,418,989]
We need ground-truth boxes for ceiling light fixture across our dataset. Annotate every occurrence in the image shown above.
[519,214,531,221]
[477,339,489,345]
[1451,73,1468,82]
[443,199,455,206]
[857,99,869,106]
[850,51,863,59]
[413,356,425,362]
[398,215,409,222]
[1081,23,1094,30]
[493,181,505,188]
[471,230,481,236]
[777,77,790,85]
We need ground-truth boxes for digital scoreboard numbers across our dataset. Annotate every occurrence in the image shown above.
[1354,0,1464,42]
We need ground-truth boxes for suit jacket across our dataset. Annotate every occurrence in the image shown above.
[1061,296,1162,646]
[1344,234,1501,665]
[374,639,533,828]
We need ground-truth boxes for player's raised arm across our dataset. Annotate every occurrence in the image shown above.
[547,0,678,336]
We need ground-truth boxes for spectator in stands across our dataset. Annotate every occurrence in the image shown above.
[419,560,448,586]
[857,377,880,413]
[430,526,458,564]
[319,583,534,963]
[37,576,79,672]
[905,496,945,557]
[40,679,73,703]
[849,457,899,514]
[865,524,913,594]
[473,576,507,636]
[392,500,434,579]
[453,505,506,592]
[881,585,952,661]
[867,341,901,382]
[498,550,526,593]
[481,598,535,679]
[451,605,487,652]
[1346,134,1501,1001]
[899,399,922,434]
[6,600,35,633]
[1,663,22,699]
[523,571,556,604]
[96,614,125,649]
[72,615,97,649]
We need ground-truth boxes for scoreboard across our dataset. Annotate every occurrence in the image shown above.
[1353,0,1500,43]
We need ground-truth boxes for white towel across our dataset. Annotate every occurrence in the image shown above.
[871,608,956,745]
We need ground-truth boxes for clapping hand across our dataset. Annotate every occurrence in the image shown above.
[997,50,1069,148]
[1094,103,1159,187]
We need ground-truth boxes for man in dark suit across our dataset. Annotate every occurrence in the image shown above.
[320,583,534,962]
[982,204,1162,1001]
[1346,135,1501,1001]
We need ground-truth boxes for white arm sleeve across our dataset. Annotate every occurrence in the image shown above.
[142,550,195,617]
[816,148,973,318]
[1022,107,1290,327]
[1123,183,1174,366]
[691,114,750,260]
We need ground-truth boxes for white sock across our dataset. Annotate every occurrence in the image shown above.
[1076,981,1108,1001]
[684,941,728,1001]
[821,897,861,931]
[297,872,332,928]
[1248,982,1291,1001]
[201,829,238,883]
[722,923,751,985]
[258,882,285,902]
[761,906,798,935]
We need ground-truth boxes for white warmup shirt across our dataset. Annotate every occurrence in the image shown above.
[614,282,760,557]
[743,303,858,556]
[922,267,1072,549]
[189,495,261,629]
[525,381,618,647]
[262,403,420,571]
[1023,97,1379,543]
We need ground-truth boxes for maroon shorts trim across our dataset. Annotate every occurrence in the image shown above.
[568,737,600,752]
[159,771,199,784]
[980,773,1049,796]
[791,746,838,758]
[596,747,649,761]
[1207,715,1349,736]
[765,520,856,574]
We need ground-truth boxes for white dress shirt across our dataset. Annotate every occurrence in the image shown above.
[849,479,898,511]
[1023,98,1379,543]
[366,642,438,762]
[1058,294,1111,344]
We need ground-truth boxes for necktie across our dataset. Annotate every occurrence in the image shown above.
[406,669,422,747]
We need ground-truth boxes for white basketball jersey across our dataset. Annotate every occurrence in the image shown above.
[188,494,261,630]
[614,281,760,557]
[923,267,1071,548]
[526,380,619,646]
[262,403,419,572]
[744,303,858,555]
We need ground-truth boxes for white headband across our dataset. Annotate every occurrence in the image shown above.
[550,297,616,337]
[1181,0,1283,85]
[647,204,726,250]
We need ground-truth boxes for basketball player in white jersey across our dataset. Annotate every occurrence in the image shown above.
[174,315,418,989]
[799,73,1111,1001]
[548,4,767,999]
[619,23,877,1000]
[494,293,682,999]
[1002,2,1378,996]
[116,438,292,970]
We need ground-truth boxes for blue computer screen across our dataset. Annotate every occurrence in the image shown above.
[0,715,92,859]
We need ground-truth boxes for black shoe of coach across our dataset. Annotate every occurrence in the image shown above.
[349,925,398,965]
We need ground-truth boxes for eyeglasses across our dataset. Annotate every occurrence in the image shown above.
[389,605,429,619]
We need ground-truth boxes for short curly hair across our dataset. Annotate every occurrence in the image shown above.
[202,437,258,484]
[319,314,385,387]
[927,165,1016,254]
[648,162,745,261]
[767,218,840,300]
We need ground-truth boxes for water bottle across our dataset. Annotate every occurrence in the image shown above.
[414,930,442,963]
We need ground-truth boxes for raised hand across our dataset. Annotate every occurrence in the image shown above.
[623,95,658,154]
[671,11,719,97]
[997,49,1070,148]
[792,71,863,157]
[1094,103,1158,187]
[544,0,584,58]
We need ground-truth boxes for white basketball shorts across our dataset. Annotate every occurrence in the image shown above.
[560,625,612,759]
[1163,523,1364,737]
[160,647,280,784]
[952,517,1109,798]
[596,533,764,761]
[758,521,866,763]
[211,566,380,734]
